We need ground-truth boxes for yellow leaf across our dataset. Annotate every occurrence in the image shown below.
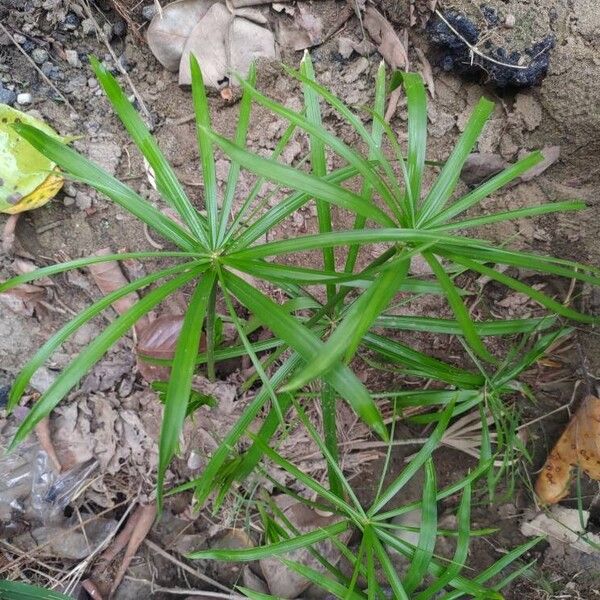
[0,104,66,214]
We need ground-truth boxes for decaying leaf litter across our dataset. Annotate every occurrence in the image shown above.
[1,0,600,596]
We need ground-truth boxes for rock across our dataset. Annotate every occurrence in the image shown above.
[75,190,93,211]
[518,145,560,181]
[14,519,118,559]
[62,12,80,31]
[112,19,127,38]
[142,4,157,20]
[343,57,369,83]
[207,528,254,586]
[82,18,95,36]
[259,499,352,598]
[460,152,508,187]
[31,48,48,65]
[338,36,355,59]
[64,49,79,67]
[30,367,57,393]
[0,84,17,106]
[41,62,61,80]
[16,93,32,105]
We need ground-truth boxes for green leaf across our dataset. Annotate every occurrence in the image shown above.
[229,228,492,260]
[0,580,74,600]
[189,55,218,246]
[90,56,208,246]
[9,261,201,410]
[236,76,401,221]
[425,151,544,227]
[9,267,202,450]
[301,52,335,303]
[445,253,598,323]
[402,72,428,225]
[281,558,367,600]
[187,520,349,560]
[217,63,256,245]
[157,271,216,511]
[13,123,199,252]
[418,97,495,225]
[223,270,388,440]
[200,126,395,227]
[402,459,438,593]
[370,400,454,515]
[371,528,409,600]
[284,253,410,391]
[375,314,557,336]
[432,200,586,232]
[424,252,494,362]
[0,251,198,293]
[416,481,472,600]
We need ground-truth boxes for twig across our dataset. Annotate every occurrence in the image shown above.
[34,416,62,473]
[123,578,246,599]
[434,9,528,70]
[144,539,233,594]
[0,23,76,111]
[110,503,156,595]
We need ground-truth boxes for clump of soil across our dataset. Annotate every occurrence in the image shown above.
[427,7,554,87]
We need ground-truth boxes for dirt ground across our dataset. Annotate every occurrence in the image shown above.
[1,0,600,598]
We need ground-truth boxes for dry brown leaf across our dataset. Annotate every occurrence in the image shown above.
[0,282,47,316]
[518,146,561,182]
[363,6,408,70]
[135,314,206,382]
[415,47,435,98]
[147,0,218,71]
[88,248,149,335]
[276,4,323,51]
[535,395,600,505]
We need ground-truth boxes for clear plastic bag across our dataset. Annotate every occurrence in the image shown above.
[0,441,98,525]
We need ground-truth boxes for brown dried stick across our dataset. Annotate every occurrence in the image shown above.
[110,503,156,596]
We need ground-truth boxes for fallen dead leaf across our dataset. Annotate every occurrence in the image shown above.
[147,0,218,71]
[519,146,561,182]
[88,248,149,335]
[363,6,409,70]
[415,47,435,98]
[535,395,600,505]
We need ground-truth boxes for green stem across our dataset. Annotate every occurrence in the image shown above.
[205,282,218,381]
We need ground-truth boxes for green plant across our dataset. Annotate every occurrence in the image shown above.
[190,398,541,599]
[2,52,599,595]
[0,580,73,599]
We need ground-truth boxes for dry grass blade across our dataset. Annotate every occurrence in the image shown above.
[363,6,409,70]
[35,416,63,473]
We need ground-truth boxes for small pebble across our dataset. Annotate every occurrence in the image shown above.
[63,196,75,207]
[505,13,516,28]
[16,93,32,105]
[63,182,77,197]
[0,84,17,106]
[82,18,95,36]
[31,48,49,64]
[75,191,93,210]
[62,12,80,31]
[64,49,79,67]
[142,4,157,20]
[88,77,98,89]
[112,19,127,38]
[13,33,26,45]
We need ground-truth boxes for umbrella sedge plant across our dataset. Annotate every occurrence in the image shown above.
[1,51,598,537]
